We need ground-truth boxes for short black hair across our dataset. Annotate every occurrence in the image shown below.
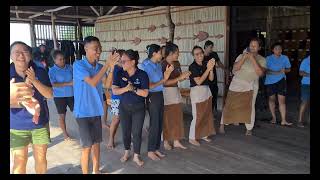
[51,50,64,60]
[164,42,179,58]
[204,40,214,49]
[124,49,140,67]
[83,36,100,46]
[271,42,282,50]
[10,41,32,54]
[249,37,263,47]
[146,44,161,58]
[191,45,204,56]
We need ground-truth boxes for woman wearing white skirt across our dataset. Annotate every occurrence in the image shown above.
[188,46,216,146]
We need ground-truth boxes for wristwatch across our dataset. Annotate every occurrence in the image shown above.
[133,87,138,93]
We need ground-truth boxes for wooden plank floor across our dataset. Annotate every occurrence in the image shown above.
[20,98,309,174]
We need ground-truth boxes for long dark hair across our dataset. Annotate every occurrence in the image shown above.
[146,44,161,59]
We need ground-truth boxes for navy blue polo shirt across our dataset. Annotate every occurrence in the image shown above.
[113,68,149,104]
[10,62,52,130]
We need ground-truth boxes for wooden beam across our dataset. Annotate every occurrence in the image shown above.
[10,10,97,19]
[165,6,175,43]
[45,6,72,13]
[15,6,19,18]
[107,6,118,15]
[28,13,44,19]
[90,6,100,16]
[11,18,77,24]
[30,19,36,47]
[126,6,145,9]
[51,13,58,49]
[266,6,272,51]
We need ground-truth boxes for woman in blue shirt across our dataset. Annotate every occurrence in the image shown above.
[112,50,149,167]
[265,43,292,126]
[298,55,310,127]
[141,44,174,161]
[48,50,74,141]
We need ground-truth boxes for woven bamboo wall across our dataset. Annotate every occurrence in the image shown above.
[95,6,227,99]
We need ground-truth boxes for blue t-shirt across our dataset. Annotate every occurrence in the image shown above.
[300,56,310,85]
[111,65,122,100]
[140,58,164,92]
[48,64,74,97]
[73,58,104,118]
[265,54,291,85]
[113,68,149,104]
[10,62,52,130]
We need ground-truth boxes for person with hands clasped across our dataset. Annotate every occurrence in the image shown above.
[140,44,174,161]
[188,46,216,146]
[10,41,53,174]
[112,50,149,167]
[161,42,191,151]
[73,36,119,174]
[220,37,266,136]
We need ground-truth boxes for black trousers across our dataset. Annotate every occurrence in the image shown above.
[119,102,145,154]
[209,83,218,111]
[147,92,164,152]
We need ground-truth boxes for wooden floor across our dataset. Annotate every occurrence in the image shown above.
[20,98,309,174]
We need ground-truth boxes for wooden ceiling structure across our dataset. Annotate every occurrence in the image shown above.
[10,6,156,25]
[10,6,156,47]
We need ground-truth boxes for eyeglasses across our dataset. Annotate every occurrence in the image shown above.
[119,59,131,64]
[12,51,30,56]
[194,52,203,56]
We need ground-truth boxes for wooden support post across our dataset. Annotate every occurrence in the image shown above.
[51,13,58,50]
[165,6,175,43]
[266,6,273,52]
[100,6,104,16]
[29,19,36,47]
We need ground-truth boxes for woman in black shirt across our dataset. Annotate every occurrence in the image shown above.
[188,46,216,146]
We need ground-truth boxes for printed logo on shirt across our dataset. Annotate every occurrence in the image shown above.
[134,78,140,85]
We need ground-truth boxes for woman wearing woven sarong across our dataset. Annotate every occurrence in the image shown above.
[161,42,191,150]
[188,46,216,146]
[219,37,266,136]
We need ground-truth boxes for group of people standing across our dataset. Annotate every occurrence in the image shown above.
[10,35,310,174]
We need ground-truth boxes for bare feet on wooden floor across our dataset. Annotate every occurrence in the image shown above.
[120,151,130,163]
[148,152,160,161]
[164,141,173,150]
[133,154,144,167]
[155,150,166,158]
[173,140,187,149]
[189,139,200,146]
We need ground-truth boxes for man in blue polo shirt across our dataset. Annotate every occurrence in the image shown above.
[298,55,310,127]
[73,36,119,174]
[265,42,292,126]
[10,41,53,174]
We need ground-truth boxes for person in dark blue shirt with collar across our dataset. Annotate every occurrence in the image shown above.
[10,41,53,174]
[48,50,74,141]
[112,49,149,167]
[73,36,119,174]
[140,44,174,161]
